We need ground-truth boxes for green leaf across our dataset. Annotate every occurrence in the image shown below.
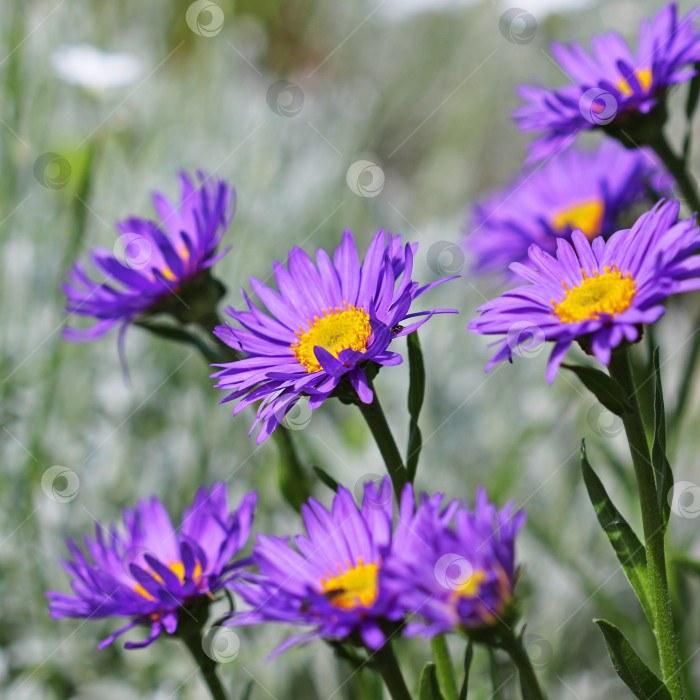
[651,348,673,529]
[580,441,654,626]
[312,465,340,492]
[458,640,473,700]
[406,332,426,481]
[563,364,630,417]
[419,662,446,700]
[595,619,671,699]
[487,648,504,700]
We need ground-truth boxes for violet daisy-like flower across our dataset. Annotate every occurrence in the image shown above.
[469,200,700,383]
[63,170,235,343]
[227,478,409,652]
[515,2,700,162]
[46,484,256,649]
[468,141,669,278]
[386,488,525,637]
[212,229,455,443]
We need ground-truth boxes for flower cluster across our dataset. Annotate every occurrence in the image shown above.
[228,478,524,651]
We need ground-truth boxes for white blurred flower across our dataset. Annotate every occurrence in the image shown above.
[51,44,143,92]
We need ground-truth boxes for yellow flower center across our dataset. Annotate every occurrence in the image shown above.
[320,558,379,610]
[551,199,605,241]
[553,266,636,323]
[133,560,203,600]
[449,569,487,602]
[617,67,653,97]
[291,302,372,373]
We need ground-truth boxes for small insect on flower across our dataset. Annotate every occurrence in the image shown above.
[62,170,235,346]
[514,2,700,162]
[467,141,670,279]
[212,228,457,443]
[469,200,700,382]
[46,485,256,650]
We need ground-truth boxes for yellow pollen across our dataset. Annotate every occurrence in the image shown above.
[449,569,487,601]
[617,67,653,97]
[291,302,372,373]
[133,560,203,600]
[160,265,177,282]
[551,199,605,242]
[320,558,379,610]
[553,265,636,323]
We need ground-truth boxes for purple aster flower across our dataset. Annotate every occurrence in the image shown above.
[468,141,669,278]
[227,478,411,653]
[46,484,256,649]
[385,487,525,637]
[515,3,700,162]
[63,170,235,343]
[212,229,456,443]
[468,200,700,383]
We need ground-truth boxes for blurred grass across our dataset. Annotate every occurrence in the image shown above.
[2,0,700,698]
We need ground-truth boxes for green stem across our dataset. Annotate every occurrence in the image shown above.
[498,631,547,700]
[608,347,684,700]
[180,630,228,700]
[371,641,412,700]
[647,130,700,214]
[431,635,459,700]
[357,380,407,499]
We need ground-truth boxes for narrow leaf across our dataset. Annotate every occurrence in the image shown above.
[652,348,673,529]
[581,441,654,626]
[595,619,671,699]
[563,364,630,416]
[406,332,426,481]
[458,640,473,700]
[419,662,446,700]
[312,465,340,492]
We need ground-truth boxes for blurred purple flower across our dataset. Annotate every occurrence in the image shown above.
[63,171,235,344]
[515,3,700,162]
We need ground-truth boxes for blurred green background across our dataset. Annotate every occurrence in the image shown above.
[2,0,700,697]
